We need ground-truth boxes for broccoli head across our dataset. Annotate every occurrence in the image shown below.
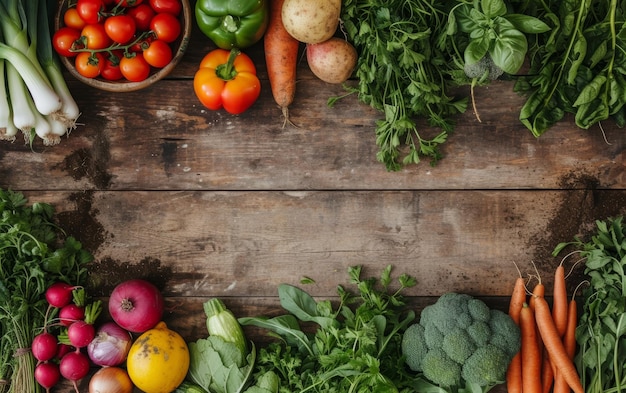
[463,54,504,81]
[401,292,520,392]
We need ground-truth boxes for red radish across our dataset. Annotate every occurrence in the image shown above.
[34,362,61,392]
[31,332,59,362]
[59,351,91,393]
[68,320,96,348]
[45,282,78,308]
[59,304,85,326]
[109,279,164,333]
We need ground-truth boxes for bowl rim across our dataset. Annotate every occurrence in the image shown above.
[55,0,192,92]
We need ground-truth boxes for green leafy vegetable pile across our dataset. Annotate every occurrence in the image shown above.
[339,0,626,170]
[553,216,626,393]
[0,189,92,393]
[239,266,425,392]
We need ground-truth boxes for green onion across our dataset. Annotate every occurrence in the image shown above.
[0,0,80,145]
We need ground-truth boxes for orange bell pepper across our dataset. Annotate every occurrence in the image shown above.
[193,48,261,115]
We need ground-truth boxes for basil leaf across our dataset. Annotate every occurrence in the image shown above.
[505,14,551,34]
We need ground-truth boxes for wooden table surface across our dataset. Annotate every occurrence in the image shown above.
[3,1,625,391]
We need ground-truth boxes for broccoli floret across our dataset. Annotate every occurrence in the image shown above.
[461,344,511,386]
[488,309,522,359]
[423,321,444,350]
[402,323,427,372]
[421,348,462,387]
[442,327,476,363]
[401,292,521,392]
[463,54,504,80]
[467,320,490,347]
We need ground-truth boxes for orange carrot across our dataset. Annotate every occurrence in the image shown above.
[534,296,584,393]
[564,298,578,359]
[520,303,542,393]
[505,276,526,393]
[552,264,568,337]
[541,350,554,393]
[553,298,578,393]
[508,276,527,323]
[529,280,545,367]
[264,0,299,127]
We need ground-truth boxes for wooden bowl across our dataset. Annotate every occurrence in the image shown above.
[54,0,191,92]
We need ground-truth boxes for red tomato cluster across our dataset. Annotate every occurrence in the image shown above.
[53,0,183,82]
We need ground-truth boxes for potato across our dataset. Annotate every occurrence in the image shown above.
[306,38,357,84]
[281,0,341,44]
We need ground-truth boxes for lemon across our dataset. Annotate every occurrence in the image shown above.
[127,321,190,393]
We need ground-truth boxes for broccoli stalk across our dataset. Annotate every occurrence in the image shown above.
[401,292,520,393]
[463,55,504,123]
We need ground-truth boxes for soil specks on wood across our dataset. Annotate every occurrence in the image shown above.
[529,172,626,288]
[87,257,173,296]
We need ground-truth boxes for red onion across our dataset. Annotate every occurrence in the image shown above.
[108,279,164,333]
[87,321,133,367]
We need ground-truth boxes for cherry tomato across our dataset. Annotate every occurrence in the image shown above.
[63,7,87,30]
[52,27,82,57]
[81,23,112,49]
[149,0,181,16]
[75,51,104,78]
[126,3,155,31]
[76,0,104,24]
[120,54,151,82]
[104,15,136,44]
[143,40,172,68]
[150,13,180,43]
[100,51,124,80]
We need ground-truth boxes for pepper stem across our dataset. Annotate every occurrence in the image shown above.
[216,48,241,81]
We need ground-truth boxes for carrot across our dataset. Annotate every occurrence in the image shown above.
[552,264,568,337]
[553,297,579,393]
[520,303,542,393]
[533,296,584,393]
[505,276,526,393]
[508,276,527,323]
[529,279,545,367]
[564,298,577,359]
[541,350,554,393]
[264,0,300,127]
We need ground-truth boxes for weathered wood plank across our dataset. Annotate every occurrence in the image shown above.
[1,78,624,191]
[24,189,626,301]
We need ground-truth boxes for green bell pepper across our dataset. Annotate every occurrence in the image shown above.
[195,0,269,50]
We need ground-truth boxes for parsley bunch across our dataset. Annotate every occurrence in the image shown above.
[239,266,421,392]
[339,0,467,171]
[0,189,92,393]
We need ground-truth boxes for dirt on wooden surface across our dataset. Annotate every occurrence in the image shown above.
[528,172,626,292]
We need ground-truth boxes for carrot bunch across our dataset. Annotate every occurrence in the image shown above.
[506,263,583,393]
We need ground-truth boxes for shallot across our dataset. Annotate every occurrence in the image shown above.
[88,321,133,367]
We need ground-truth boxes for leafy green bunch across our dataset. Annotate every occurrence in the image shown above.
[553,216,626,393]
[0,189,92,393]
[239,266,420,393]
[515,0,626,136]
[339,0,467,171]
